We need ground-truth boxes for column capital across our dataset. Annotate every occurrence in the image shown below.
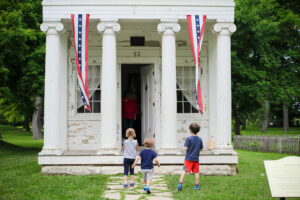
[97,21,121,33]
[212,23,236,36]
[157,19,181,34]
[40,22,64,35]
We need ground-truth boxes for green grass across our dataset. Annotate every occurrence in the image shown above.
[165,150,300,200]
[0,125,108,200]
[233,125,300,136]
[1,124,300,200]
[0,125,43,149]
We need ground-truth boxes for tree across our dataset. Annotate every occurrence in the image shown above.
[232,0,279,135]
[232,0,300,134]
[0,0,44,135]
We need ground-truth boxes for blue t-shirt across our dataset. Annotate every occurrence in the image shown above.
[184,136,203,162]
[139,149,158,169]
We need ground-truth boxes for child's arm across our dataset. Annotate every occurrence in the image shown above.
[154,158,160,167]
[131,156,141,168]
[185,147,188,152]
[122,143,125,150]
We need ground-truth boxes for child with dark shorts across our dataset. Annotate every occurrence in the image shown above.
[132,137,160,194]
[177,123,203,191]
[123,128,138,188]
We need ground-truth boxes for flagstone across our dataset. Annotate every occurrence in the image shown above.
[154,192,173,197]
[124,194,142,200]
[146,196,174,200]
[148,185,168,190]
[107,184,124,190]
[103,192,121,200]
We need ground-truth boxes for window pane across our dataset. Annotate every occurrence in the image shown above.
[93,101,100,113]
[184,102,191,113]
[77,106,84,113]
[94,90,100,101]
[177,89,183,102]
[177,102,183,113]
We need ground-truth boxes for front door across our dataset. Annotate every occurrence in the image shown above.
[141,65,155,142]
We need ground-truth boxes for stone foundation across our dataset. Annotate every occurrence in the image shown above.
[41,165,237,176]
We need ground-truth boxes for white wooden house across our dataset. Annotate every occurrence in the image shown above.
[38,0,238,175]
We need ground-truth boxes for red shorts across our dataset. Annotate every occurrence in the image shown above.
[184,160,199,173]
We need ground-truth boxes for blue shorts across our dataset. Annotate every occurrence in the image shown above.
[124,158,135,176]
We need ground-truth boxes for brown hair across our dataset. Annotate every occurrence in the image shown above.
[189,123,201,134]
[126,128,136,138]
[143,137,155,148]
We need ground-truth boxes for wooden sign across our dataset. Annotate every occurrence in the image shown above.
[264,156,300,198]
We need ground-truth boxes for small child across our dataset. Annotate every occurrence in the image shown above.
[132,137,160,194]
[177,123,203,191]
[123,128,138,188]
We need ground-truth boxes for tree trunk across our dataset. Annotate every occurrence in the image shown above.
[262,100,270,133]
[283,101,289,132]
[32,96,43,139]
[242,119,247,130]
[234,118,241,135]
[23,117,30,132]
[232,104,241,135]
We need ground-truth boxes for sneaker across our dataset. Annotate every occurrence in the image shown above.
[144,187,151,194]
[193,185,200,190]
[123,184,128,189]
[177,183,183,191]
[129,183,134,188]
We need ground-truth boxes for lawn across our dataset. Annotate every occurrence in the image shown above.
[0,125,108,200]
[1,124,299,200]
[234,125,300,136]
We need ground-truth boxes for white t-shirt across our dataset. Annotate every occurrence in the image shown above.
[123,139,138,159]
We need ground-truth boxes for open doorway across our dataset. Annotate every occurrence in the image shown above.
[121,64,154,146]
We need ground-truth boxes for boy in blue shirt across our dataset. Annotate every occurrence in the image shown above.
[132,137,160,194]
[177,123,203,191]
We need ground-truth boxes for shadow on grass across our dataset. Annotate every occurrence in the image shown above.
[0,140,40,156]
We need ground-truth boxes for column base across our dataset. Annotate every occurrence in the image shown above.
[39,147,64,156]
[97,148,120,155]
[158,148,182,155]
[213,144,236,155]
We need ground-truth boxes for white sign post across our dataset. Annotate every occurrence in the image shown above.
[264,156,300,200]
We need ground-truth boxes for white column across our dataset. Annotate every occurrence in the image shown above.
[157,20,181,155]
[208,32,217,146]
[39,22,65,155]
[97,20,120,155]
[212,23,236,153]
[58,32,69,151]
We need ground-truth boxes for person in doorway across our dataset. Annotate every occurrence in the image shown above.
[123,128,138,188]
[122,91,138,140]
[177,123,203,191]
[131,137,160,194]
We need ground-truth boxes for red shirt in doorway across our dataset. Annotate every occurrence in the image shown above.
[122,98,138,119]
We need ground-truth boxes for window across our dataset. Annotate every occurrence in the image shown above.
[176,66,199,113]
[130,36,145,46]
[76,65,101,113]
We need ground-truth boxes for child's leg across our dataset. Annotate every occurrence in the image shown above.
[179,170,186,183]
[123,159,129,187]
[195,173,199,185]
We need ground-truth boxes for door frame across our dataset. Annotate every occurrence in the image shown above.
[117,57,161,150]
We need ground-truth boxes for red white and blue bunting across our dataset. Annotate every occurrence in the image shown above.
[71,14,91,111]
[187,14,206,114]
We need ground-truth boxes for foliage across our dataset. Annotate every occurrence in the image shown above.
[0,0,44,126]
[232,0,300,133]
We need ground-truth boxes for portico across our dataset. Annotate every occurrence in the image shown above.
[38,0,238,175]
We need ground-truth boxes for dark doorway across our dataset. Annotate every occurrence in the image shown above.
[121,64,142,145]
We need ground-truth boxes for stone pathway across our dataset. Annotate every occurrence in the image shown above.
[102,175,174,200]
